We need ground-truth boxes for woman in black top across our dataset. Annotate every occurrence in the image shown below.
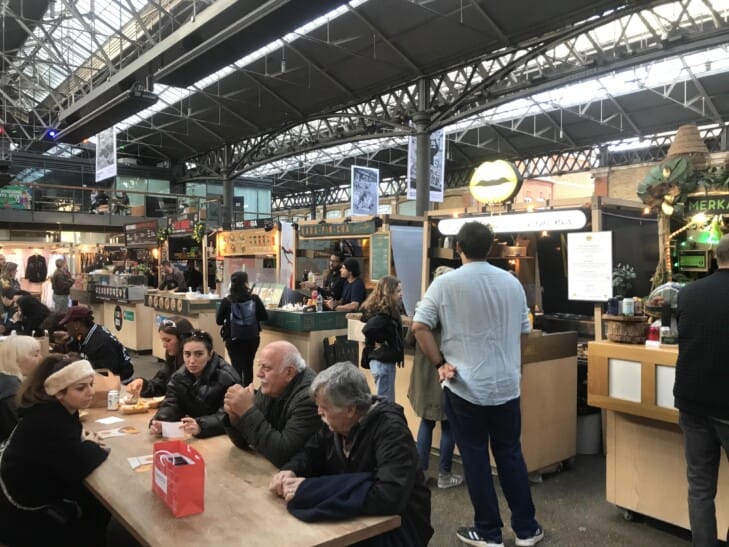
[126,316,194,398]
[15,295,50,337]
[0,355,109,547]
[216,272,268,386]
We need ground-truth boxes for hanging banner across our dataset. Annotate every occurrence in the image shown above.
[279,221,295,288]
[351,165,379,216]
[406,128,445,203]
[95,126,117,182]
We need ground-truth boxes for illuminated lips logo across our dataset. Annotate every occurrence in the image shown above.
[469,160,522,204]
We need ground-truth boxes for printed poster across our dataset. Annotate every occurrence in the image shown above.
[96,126,117,182]
[406,128,445,203]
[351,165,379,216]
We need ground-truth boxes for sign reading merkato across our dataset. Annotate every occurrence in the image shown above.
[685,193,729,215]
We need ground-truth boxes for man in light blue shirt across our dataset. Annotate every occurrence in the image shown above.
[412,221,542,547]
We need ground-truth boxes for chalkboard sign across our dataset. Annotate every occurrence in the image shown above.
[125,220,159,247]
[370,233,390,282]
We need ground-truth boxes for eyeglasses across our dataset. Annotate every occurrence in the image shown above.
[188,330,212,343]
[161,319,177,328]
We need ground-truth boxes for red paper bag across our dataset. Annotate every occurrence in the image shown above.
[152,440,205,518]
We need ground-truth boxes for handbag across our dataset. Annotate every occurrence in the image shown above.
[0,427,81,524]
[152,440,205,518]
[90,368,121,408]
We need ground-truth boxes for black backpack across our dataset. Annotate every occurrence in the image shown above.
[230,300,258,341]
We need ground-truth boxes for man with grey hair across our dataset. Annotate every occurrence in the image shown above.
[223,340,321,467]
[270,361,433,546]
[674,233,729,545]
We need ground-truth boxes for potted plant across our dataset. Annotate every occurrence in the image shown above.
[613,263,636,297]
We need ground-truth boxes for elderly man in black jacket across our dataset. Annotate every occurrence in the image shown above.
[270,361,433,547]
[223,341,321,468]
[59,306,134,381]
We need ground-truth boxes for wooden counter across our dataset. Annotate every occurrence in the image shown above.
[84,409,400,547]
[588,341,728,538]
[145,292,225,359]
[261,311,349,372]
[349,319,578,473]
[102,301,154,351]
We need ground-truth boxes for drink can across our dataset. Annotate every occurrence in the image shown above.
[311,289,318,300]
[107,390,120,411]
[633,297,643,315]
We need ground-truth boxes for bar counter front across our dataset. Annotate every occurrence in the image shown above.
[588,340,728,537]
[260,310,349,372]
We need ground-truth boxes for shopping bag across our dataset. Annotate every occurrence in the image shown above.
[90,368,121,408]
[152,440,205,518]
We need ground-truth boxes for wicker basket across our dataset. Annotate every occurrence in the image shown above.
[603,314,648,344]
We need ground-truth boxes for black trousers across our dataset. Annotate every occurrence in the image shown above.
[225,337,261,386]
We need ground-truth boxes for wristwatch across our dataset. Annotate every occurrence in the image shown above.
[435,354,447,369]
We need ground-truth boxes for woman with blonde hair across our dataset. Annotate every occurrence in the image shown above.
[0,262,20,291]
[360,275,404,402]
[0,336,42,442]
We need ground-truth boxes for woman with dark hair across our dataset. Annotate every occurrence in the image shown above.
[0,355,110,547]
[126,316,194,398]
[216,271,268,386]
[14,295,51,337]
[150,330,240,438]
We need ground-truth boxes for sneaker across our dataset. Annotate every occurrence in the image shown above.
[438,472,464,489]
[515,527,544,546]
[456,527,504,547]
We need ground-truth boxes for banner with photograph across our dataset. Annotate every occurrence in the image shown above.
[406,128,445,203]
[351,165,379,216]
[0,185,32,210]
[279,221,295,288]
[95,126,117,182]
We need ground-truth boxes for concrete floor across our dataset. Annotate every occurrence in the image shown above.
[131,353,701,547]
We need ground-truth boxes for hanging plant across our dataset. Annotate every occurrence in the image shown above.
[157,227,171,243]
[192,222,206,244]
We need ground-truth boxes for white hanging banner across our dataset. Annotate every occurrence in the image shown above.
[95,126,117,182]
[406,128,445,203]
[438,209,588,235]
[351,165,379,216]
[279,221,295,289]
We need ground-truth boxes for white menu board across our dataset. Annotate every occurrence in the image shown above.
[567,231,613,301]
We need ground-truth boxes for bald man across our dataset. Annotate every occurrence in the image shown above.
[223,341,321,468]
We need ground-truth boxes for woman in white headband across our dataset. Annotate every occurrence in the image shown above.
[0,354,110,547]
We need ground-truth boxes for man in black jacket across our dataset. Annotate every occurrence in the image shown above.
[270,362,432,547]
[674,234,729,546]
[59,306,134,381]
[223,341,321,468]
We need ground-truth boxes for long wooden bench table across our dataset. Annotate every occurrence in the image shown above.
[84,409,400,547]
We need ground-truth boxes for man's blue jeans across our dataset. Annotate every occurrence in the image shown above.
[416,419,456,474]
[679,411,729,547]
[444,388,539,542]
[369,360,396,402]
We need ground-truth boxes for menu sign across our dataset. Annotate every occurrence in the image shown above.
[299,220,375,238]
[370,233,390,281]
[216,229,276,257]
[567,231,612,302]
[125,221,159,247]
[170,214,196,234]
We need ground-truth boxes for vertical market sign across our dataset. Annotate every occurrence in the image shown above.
[406,128,445,203]
[351,165,379,216]
[95,126,117,182]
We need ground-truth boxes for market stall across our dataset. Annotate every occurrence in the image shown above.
[587,340,728,535]
[144,291,224,360]
[96,275,153,351]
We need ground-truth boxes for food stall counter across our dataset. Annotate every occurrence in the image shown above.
[587,340,729,535]
[145,291,225,359]
[260,310,349,372]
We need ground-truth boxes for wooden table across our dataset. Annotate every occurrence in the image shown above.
[84,410,400,547]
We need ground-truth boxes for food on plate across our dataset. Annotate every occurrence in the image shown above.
[119,400,150,415]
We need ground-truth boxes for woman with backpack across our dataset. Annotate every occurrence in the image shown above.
[360,275,404,402]
[216,271,268,386]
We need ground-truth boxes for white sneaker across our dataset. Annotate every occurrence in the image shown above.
[456,527,504,547]
[515,527,544,546]
[437,472,464,489]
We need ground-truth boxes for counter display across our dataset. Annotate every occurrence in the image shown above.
[103,301,154,351]
[587,341,728,536]
[260,310,349,372]
[349,318,578,473]
[145,292,225,359]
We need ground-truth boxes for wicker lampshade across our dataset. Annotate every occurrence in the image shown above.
[666,124,709,170]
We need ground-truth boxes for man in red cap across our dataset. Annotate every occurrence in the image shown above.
[60,306,134,381]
